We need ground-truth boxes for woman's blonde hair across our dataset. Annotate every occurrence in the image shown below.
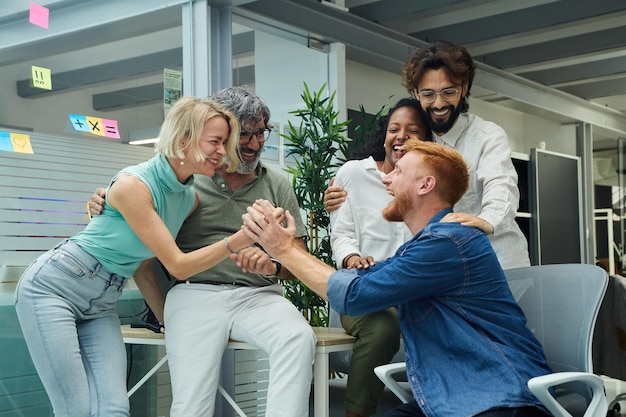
[154,96,240,172]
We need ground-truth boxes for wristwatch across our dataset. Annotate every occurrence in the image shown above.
[262,259,282,278]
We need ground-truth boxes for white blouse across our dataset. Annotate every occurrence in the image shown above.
[330,157,413,268]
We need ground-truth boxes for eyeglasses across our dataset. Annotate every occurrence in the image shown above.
[240,128,271,144]
[414,88,460,104]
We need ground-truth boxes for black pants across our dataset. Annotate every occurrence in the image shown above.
[382,402,550,417]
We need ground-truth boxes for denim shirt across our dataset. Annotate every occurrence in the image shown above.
[328,209,552,417]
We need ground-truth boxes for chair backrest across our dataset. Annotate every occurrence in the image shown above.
[505,264,608,374]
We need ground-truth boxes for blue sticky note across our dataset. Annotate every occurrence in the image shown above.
[0,131,13,152]
[69,114,90,132]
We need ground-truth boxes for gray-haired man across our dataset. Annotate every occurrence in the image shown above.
[90,87,315,417]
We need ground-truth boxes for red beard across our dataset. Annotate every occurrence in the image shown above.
[382,189,412,222]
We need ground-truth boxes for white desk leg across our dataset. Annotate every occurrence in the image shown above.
[217,385,247,417]
[125,351,247,416]
[127,354,169,397]
[313,351,329,417]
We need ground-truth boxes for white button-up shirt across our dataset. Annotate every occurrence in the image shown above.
[433,113,530,269]
[330,157,413,267]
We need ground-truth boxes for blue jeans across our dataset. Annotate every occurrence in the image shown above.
[383,402,550,417]
[14,239,129,417]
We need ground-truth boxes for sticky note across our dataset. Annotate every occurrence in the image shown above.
[69,114,90,132]
[32,65,52,90]
[11,133,34,154]
[69,114,121,139]
[29,3,49,29]
[102,119,121,139]
[86,116,105,136]
[0,132,12,152]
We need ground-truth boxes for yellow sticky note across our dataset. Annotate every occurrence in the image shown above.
[11,133,34,154]
[32,65,52,90]
[86,116,105,136]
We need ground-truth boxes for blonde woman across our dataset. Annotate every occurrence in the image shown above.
[14,96,256,417]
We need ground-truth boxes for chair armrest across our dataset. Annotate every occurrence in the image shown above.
[527,372,607,417]
[374,362,413,404]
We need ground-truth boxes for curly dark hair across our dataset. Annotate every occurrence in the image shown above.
[402,40,476,113]
[351,97,428,161]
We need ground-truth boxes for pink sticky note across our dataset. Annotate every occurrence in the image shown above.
[102,119,121,139]
[29,3,49,29]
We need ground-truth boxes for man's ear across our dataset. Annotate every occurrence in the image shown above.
[417,176,436,195]
[462,83,469,98]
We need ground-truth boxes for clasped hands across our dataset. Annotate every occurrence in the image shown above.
[238,199,296,258]
[230,200,295,274]
[231,245,275,275]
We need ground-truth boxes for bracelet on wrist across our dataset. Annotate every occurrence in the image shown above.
[262,259,282,278]
[342,253,360,268]
[223,237,236,254]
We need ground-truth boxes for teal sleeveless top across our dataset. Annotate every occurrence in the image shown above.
[71,154,196,277]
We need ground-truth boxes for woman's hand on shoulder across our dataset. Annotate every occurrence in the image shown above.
[108,174,154,216]
[324,177,347,213]
[344,254,375,269]
[441,212,494,234]
[88,187,106,217]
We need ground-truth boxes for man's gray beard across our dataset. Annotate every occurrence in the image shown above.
[236,153,262,174]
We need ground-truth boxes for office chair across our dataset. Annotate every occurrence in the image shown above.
[374,263,609,417]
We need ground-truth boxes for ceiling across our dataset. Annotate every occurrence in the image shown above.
[2,0,626,143]
[343,0,626,113]
[237,0,626,142]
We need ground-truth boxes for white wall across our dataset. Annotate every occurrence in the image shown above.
[346,60,407,113]
[0,26,181,139]
[524,114,577,155]
[255,31,329,127]
[0,64,164,140]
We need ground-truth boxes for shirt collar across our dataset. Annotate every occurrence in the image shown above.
[428,207,454,225]
[363,156,379,171]
[433,113,469,147]
[155,154,194,193]
[411,208,454,240]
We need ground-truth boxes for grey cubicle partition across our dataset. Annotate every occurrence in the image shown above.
[0,130,160,416]
[530,148,583,265]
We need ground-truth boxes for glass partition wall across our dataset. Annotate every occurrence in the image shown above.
[594,137,626,276]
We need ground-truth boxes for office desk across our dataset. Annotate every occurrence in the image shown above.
[121,325,356,417]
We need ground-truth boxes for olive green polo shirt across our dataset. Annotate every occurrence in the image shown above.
[175,163,306,286]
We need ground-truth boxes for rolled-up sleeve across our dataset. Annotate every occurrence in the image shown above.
[327,268,359,314]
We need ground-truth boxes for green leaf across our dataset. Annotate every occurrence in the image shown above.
[281,82,355,327]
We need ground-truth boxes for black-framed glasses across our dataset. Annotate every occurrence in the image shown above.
[415,87,460,104]
[240,128,271,144]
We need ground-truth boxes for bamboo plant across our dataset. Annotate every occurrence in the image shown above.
[281,82,351,326]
